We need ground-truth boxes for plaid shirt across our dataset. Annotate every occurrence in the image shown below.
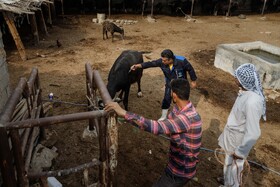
[124,101,202,179]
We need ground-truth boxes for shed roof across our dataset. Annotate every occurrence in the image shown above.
[0,0,51,14]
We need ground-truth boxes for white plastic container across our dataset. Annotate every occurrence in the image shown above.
[97,13,106,24]
[47,177,62,187]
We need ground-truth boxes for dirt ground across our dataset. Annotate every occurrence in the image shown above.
[5,13,280,187]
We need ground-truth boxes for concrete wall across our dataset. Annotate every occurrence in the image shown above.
[0,28,10,113]
[214,41,280,89]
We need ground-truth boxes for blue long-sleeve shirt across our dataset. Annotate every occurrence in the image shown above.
[141,55,197,87]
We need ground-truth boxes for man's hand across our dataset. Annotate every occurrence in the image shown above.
[104,102,127,117]
[232,153,243,160]
[130,64,142,71]
[190,81,197,88]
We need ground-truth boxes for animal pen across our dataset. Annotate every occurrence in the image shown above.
[0,63,118,187]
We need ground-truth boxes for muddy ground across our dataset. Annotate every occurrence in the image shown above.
[5,13,280,186]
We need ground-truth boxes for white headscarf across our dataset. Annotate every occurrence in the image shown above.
[234,63,266,121]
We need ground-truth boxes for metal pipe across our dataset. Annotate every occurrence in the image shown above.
[85,63,93,86]
[5,110,106,130]
[92,70,112,105]
[27,68,38,94]
[10,129,29,186]
[28,159,100,179]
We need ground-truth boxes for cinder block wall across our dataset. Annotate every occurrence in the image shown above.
[0,29,10,113]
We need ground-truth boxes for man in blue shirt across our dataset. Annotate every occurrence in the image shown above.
[131,49,197,120]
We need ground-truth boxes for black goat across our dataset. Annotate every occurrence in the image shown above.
[102,21,124,42]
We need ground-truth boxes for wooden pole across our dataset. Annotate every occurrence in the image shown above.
[261,0,267,16]
[226,0,232,17]
[28,14,39,45]
[99,117,108,187]
[107,114,118,186]
[108,0,111,18]
[191,0,195,17]
[142,0,146,17]
[61,0,64,17]
[151,0,154,18]
[50,0,56,21]
[81,0,85,14]
[47,2,53,26]
[36,9,48,35]
[2,11,27,61]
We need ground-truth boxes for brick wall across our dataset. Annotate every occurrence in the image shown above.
[0,28,10,113]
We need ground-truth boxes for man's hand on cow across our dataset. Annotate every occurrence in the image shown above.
[105,102,127,117]
[130,64,141,71]
[190,81,197,88]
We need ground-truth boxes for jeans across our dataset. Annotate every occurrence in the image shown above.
[162,86,172,109]
[152,171,190,187]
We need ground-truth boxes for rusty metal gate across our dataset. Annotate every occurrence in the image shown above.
[0,63,117,187]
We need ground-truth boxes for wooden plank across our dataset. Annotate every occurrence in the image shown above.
[2,11,27,61]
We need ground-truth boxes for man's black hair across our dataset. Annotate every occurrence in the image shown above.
[161,49,175,60]
[170,79,190,100]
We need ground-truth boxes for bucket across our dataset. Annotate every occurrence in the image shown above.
[97,13,106,24]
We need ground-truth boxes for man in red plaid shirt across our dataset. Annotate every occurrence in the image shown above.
[105,79,202,187]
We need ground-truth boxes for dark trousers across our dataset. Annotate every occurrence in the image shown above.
[152,171,190,187]
[162,86,172,109]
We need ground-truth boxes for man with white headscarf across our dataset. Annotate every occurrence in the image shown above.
[218,63,266,187]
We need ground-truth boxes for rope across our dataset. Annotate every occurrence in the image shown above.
[153,134,280,176]
[202,147,280,176]
[214,148,250,186]
[42,99,88,107]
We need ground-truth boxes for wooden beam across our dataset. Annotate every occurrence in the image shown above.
[28,14,39,45]
[2,11,27,61]
[47,2,53,26]
[50,0,57,20]
[36,9,48,35]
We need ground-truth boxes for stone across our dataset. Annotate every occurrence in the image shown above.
[30,144,58,173]
[92,18,98,23]
[147,15,156,23]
